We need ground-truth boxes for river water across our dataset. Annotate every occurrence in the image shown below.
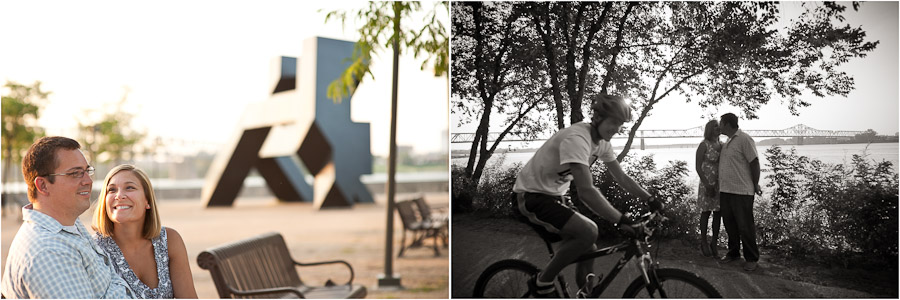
[452,142,899,187]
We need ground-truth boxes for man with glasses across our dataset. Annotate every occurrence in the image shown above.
[2,136,134,298]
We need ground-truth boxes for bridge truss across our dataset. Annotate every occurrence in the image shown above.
[450,124,864,143]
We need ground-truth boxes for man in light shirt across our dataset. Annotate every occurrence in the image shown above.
[1,136,134,298]
[512,95,662,297]
[717,113,762,272]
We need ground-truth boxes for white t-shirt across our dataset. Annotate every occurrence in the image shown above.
[513,122,617,196]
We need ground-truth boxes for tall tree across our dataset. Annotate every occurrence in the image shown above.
[1,81,48,210]
[452,2,553,192]
[451,1,879,200]
[323,1,448,287]
[466,2,877,162]
[324,2,448,101]
[527,2,567,129]
[610,1,878,160]
[528,2,621,127]
[77,89,145,166]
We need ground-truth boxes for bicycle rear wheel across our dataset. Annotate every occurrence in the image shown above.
[622,268,722,298]
[472,259,539,298]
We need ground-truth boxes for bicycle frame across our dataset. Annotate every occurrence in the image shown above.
[541,213,663,298]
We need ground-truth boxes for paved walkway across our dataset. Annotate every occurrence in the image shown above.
[451,213,878,298]
[2,192,448,299]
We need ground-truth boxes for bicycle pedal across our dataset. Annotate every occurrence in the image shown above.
[575,273,601,298]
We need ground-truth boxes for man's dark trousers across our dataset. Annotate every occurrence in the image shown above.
[720,192,759,262]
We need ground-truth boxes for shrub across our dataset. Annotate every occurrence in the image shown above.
[472,155,522,216]
[576,153,694,239]
[450,154,522,217]
[451,164,475,213]
[763,145,898,267]
[454,152,696,240]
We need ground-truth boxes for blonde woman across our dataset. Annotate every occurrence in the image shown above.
[93,165,198,298]
[695,120,723,258]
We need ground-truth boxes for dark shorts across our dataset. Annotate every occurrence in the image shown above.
[515,192,576,239]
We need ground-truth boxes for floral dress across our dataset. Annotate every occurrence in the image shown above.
[698,140,722,212]
[95,227,174,299]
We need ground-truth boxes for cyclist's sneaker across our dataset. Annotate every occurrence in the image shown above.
[530,274,560,298]
[575,273,601,298]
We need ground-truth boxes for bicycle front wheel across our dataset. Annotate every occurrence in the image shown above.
[472,259,539,298]
[622,268,722,298]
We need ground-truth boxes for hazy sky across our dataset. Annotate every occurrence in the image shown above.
[451,1,899,144]
[0,1,449,157]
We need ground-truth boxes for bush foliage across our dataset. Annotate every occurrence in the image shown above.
[761,146,898,267]
[451,154,522,216]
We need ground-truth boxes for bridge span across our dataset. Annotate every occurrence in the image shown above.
[451,124,864,150]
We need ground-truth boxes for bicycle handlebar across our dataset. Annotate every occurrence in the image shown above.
[620,211,667,240]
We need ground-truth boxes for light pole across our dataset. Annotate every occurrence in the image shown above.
[378,2,403,290]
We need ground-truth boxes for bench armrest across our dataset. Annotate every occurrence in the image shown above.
[294,259,356,287]
[227,286,305,298]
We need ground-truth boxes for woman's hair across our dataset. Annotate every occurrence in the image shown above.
[704,120,719,142]
[93,164,161,239]
[590,94,633,124]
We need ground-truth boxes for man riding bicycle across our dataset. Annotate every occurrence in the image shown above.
[512,94,663,297]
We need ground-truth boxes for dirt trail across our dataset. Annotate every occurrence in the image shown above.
[452,213,892,298]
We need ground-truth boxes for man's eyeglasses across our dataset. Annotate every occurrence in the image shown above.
[44,166,95,179]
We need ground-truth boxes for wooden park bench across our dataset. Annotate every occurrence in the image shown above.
[413,197,448,225]
[396,198,447,257]
[197,232,366,298]
[413,197,448,247]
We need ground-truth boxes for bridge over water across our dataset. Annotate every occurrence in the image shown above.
[451,124,864,150]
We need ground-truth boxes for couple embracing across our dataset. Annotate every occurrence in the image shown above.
[696,113,762,272]
[1,136,197,298]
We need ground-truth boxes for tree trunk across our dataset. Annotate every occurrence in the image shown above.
[467,104,492,177]
[599,2,636,96]
[465,2,487,178]
[617,64,706,161]
[571,3,610,124]
[531,4,566,130]
[565,3,586,124]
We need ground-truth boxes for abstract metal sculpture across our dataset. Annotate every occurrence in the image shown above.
[202,37,373,209]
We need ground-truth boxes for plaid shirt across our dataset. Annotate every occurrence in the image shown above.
[1,204,134,299]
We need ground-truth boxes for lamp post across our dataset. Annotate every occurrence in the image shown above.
[377,2,403,290]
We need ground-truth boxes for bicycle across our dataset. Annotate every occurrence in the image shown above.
[473,211,722,298]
